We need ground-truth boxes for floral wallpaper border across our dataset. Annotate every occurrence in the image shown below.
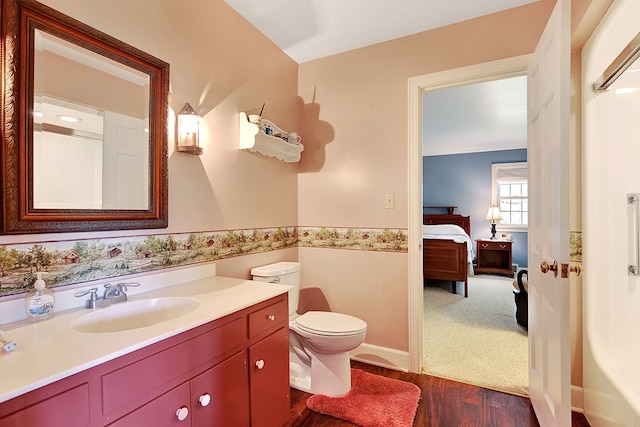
[570,231,582,262]
[0,226,408,297]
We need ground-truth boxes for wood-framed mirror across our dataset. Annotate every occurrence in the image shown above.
[1,0,169,234]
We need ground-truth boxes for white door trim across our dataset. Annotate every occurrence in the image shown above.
[407,54,531,373]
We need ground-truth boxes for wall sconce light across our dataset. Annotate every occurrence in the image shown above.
[485,205,502,239]
[176,102,203,155]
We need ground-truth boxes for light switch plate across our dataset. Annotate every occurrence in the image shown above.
[384,193,395,209]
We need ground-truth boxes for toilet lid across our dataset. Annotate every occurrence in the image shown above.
[295,311,367,336]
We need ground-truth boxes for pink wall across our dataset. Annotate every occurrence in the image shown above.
[297,1,555,353]
[0,0,299,267]
[0,0,602,376]
[3,0,553,352]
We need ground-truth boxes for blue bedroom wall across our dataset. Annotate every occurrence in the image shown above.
[423,149,528,269]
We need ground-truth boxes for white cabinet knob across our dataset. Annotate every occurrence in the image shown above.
[176,406,189,421]
[267,314,275,321]
[255,359,265,369]
[199,393,211,407]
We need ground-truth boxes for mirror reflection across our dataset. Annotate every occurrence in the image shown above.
[33,29,150,210]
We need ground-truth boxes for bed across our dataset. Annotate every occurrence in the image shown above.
[422,213,473,297]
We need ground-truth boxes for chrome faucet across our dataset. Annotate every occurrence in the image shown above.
[102,284,126,303]
[74,288,100,309]
[75,282,140,308]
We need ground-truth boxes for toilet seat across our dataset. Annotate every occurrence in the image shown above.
[294,311,367,336]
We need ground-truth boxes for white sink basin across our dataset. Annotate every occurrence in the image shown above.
[71,297,200,333]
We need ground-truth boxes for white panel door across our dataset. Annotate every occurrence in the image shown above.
[527,0,571,425]
[102,111,149,210]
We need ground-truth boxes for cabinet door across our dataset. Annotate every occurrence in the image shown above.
[248,327,290,427]
[108,382,191,427]
[191,351,250,427]
[0,384,90,427]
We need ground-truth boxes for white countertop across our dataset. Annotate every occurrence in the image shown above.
[0,275,291,403]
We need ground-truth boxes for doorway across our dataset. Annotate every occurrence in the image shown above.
[407,55,531,385]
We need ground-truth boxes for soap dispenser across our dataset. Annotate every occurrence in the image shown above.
[25,272,55,322]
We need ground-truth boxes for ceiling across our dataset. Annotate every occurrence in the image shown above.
[225,0,534,155]
[423,76,528,156]
[224,0,538,63]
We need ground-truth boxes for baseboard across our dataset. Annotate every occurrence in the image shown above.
[349,343,411,372]
[572,384,585,414]
[351,343,586,412]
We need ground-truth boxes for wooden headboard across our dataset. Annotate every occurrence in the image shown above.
[423,214,471,236]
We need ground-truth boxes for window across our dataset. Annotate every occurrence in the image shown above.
[492,162,528,231]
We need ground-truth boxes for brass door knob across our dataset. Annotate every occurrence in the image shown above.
[570,263,582,277]
[561,263,583,278]
[540,260,558,278]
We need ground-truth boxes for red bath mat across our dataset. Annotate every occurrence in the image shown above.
[306,369,421,427]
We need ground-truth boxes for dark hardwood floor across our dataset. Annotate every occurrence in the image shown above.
[286,361,591,427]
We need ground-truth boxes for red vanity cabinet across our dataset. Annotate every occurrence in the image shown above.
[0,294,289,427]
[108,351,250,427]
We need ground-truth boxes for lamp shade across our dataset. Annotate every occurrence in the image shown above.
[176,102,203,155]
[485,206,502,221]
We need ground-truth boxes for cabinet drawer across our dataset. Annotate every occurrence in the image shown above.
[248,298,288,338]
[478,240,511,250]
[102,317,245,415]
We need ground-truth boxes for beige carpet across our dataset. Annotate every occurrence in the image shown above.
[423,274,529,396]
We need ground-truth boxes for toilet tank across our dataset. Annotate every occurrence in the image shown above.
[251,262,301,315]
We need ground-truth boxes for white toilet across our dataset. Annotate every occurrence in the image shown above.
[251,262,367,397]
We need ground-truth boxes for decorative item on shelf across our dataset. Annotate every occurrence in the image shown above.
[238,112,304,163]
[485,205,502,239]
[176,102,203,155]
[287,132,302,144]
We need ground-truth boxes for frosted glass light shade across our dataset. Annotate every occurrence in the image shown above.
[176,103,202,155]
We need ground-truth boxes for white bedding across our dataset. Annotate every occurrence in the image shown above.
[422,224,474,263]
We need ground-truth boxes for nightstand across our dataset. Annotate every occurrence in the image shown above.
[474,239,514,277]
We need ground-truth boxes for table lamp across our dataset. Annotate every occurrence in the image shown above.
[485,206,502,239]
